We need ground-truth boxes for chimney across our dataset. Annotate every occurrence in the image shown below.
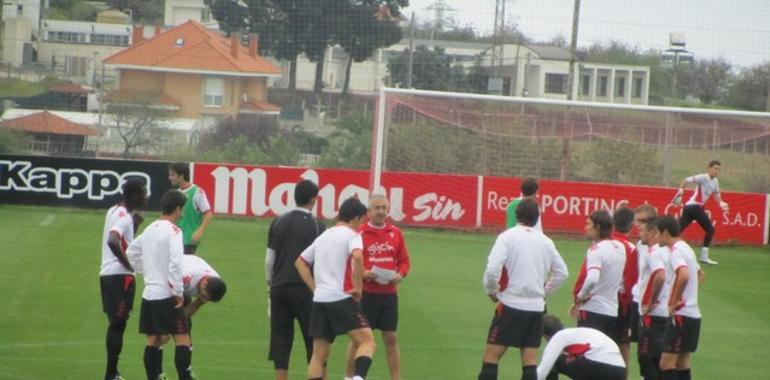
[154,23,161,37]
[249,33,259,58]
[230,33,239,58]
[131,24,144,45]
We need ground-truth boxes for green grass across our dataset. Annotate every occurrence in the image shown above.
[0,78,49,98]
[0,204,768,379]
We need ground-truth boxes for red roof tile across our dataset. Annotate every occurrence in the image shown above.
[49,83,91,94]
[104,21,281,76]
[0,111,97,136]
[240,98,281,114]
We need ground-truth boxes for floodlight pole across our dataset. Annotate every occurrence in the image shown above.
[406,12,415,88]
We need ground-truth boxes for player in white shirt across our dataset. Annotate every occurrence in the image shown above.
[181,255,227,317]
[571,210,626,343]
[478,199,569,380]
[295,197,375,380]
[127,190,194,380]
[537,315,625,380]
[99,177,147,380]
[635,217,669,380]
[655,216,705,380]
[670,160,727,265]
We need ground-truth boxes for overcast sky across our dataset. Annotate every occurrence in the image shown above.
[404,0,770,68]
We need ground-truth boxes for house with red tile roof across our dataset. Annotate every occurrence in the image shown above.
[103,20,282,122]
[0,111,97,156]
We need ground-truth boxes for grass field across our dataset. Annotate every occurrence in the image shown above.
[1,204,769,380]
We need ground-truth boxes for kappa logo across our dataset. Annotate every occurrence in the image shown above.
[0,160,151,200]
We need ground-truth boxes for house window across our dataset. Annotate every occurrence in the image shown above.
[66,56,87,77]
[598,76,608,96]
[48,31,87,43]
[634,77,643,98]
[91,34,129,46]
[580,74,590,96]
[203,77,224,107]
[544,73,567,94]
[615,77,626,97]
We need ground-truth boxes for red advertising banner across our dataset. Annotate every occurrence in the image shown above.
[192,162,768,245]
[481,176,768,245]
[191,163,479,227]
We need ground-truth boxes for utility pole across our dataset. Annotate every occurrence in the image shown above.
[565,0,581,101]
[406,12,415,88]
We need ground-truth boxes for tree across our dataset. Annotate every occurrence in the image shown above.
[105,92,168,158]
[0,128,23,153]
[106,0,164,23]
[198,115,301,166]
[338,2,403,94]
[727,63,770,111]
[679,58,733,105]
[387,45,453,90]
[206,0,249,34]
[318,113,372,169]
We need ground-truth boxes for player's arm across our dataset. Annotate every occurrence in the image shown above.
[536,334,566,380]
[698,267,706,284]
[393,233,411,284]
[184,297,207,317]
[168,233,185,307]
[482,236,508,302]
[576,250,601,303]
[296,242,316,292]
[641,269,665,315]
[126,235,143,273]
[350,249,364,300]
[191,191,213,243]
[107,231,133,272]
[545,246,569,296]
[668,266,690,316]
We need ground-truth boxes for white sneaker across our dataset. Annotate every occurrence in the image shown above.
[700,257,718,265]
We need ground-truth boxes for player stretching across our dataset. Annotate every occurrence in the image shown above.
[671,160,728,264]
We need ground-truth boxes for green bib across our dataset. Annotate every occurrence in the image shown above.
[178,185,203,245]
[506,197,522,229]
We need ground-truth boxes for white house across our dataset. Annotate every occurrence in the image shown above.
[2,0,41,33]
[164,0,216,27]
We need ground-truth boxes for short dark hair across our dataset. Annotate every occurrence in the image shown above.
[655,215,681,237]
[543,314,564,338]
[205,277,227,302]
[643,217,658,233]
[708,160,721,168]
[122,177,147,208]
[294,179,319,207]
[515,198,540,227]
[590,210,613,239]
[635,204,657,219]
[613,206,635,233]
[161,189,187,215]
[169,162,190,181]
[338,197,367,222]
[520,177,539,197]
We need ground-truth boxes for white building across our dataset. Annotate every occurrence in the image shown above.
[287,39,650,105]
[479,44,650,105]
[2,0,41,33]
[164,0,216,27]
[1,108,201,156]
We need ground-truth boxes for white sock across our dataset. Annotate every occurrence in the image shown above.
[352,376,364,380]
[701,247,709,259]
[344,377,355,380]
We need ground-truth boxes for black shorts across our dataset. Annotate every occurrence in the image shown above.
[183,244,197,255]
[577,310,620,344]
[663,315,700,354]
[617,302,633,344]
[638,315,667,356]
[100,274,136,320]
[361,292,398,331]
[486,304,543,348]
[309,298,370,342]
[628,302,640,342]
[139,297,190,336]
[554,355,625,380]
[269,285,314,367]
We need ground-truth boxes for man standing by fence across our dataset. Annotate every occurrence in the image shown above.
[168,162,214,255]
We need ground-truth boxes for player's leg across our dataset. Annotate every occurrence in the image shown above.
[172,333,193,380]
[293,285,315,365]
[349,327,377,379]
[101,275,135,380]
[307,338,331,380]
[479,344,507,380]
[379,293,401,380]
[144,335,164,380]
[382,331,401,380]
[693,207,717,264]
[520,348,539,380]
[344,340,357,380]
[269,288,294,380]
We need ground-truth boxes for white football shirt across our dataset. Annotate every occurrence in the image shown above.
[577,239,626,317]
[637,244,669,317]
[300,225,363,303]
[668,240,701,319]
[483,225,568,311]
[126,220,185,300]
[685,174,720,206]
[537,327,625,380]
[100,205,135,276]
[182,255,219,298]
[631,241,646,304]
[179,184,211,213]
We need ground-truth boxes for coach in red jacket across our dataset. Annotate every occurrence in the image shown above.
[345,192,411,380]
